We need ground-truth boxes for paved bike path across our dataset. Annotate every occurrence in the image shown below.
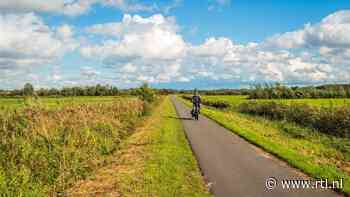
[171,96,340,197]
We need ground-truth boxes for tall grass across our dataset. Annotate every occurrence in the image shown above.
[238,102,350,138]
[0,99,144,196]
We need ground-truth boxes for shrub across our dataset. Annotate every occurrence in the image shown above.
[248,83,350,99]
[182,95,230,109]
[136,83,156,103]
[238,102,350,138]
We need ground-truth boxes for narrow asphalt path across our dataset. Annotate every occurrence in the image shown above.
[171,96,340,197]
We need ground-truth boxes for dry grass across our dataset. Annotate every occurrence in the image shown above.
[0,98,144,196]
[66,106,158,197]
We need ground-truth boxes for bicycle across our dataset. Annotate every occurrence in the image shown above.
[191,106,200,120]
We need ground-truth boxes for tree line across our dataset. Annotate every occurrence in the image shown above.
[0,83,120,97]
[249,83,350,99]
[2,82,350,99]
[0,83,168,100]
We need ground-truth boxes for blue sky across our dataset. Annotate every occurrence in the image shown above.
[0,0,350,89]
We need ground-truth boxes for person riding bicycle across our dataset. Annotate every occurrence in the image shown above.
[191,89,201,116]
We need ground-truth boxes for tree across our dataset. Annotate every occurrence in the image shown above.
[23,83,34,96]
[136,83,156,103]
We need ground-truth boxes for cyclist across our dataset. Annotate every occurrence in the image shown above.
[191,89,201,117]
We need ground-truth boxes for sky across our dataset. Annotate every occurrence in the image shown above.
[0,0,350,90]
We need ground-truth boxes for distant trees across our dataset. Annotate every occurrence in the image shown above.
[0,84,120,97]
[175,89,248,95]
[37,85,119,97]
[3,82,350,99]
[249,83,350,99]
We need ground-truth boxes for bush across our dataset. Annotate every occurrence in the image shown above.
[182,95,230,109]
[248,83,350,99]
[134,83,156,103]
[238,102,350,138]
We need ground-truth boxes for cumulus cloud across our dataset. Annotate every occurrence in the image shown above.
[0,0,93,16]
[0,12,79,90]
[3,10,350,89]
[0,13,76,71]
[0,0,157,16]
[104,0,157,13]
[265,10,350,49]
[189,37,337,83]
[82,14,187,85]
[80,11,350,87]
[190,37,235,57]
[261,10,350,83]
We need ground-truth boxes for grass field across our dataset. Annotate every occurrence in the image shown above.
[67,97,210,196]
[181,96,350,196]
[0,96,123,109]
[201,95,350,108]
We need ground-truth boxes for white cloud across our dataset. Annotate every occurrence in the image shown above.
[0,0,93,16]
[0,13,76,71]
[51,66,62,81]
[3,10,350,89]
[190,37,234,57]
[57,24,74,40]
[80,66,100,78]
[0,13,78,90]
[266,10,350,49]
[79,11,350,87]
[261,10,350,83]
[104,0,156,13]
[0,0,157,16]
[82,14,188,85]
[86,14,179,38]
[120,63,137,73]
[86,22,123,37]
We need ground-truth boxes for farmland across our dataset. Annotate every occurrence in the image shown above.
[0,96,122,110]
[2,91,350,196]
[200,95,350,108]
